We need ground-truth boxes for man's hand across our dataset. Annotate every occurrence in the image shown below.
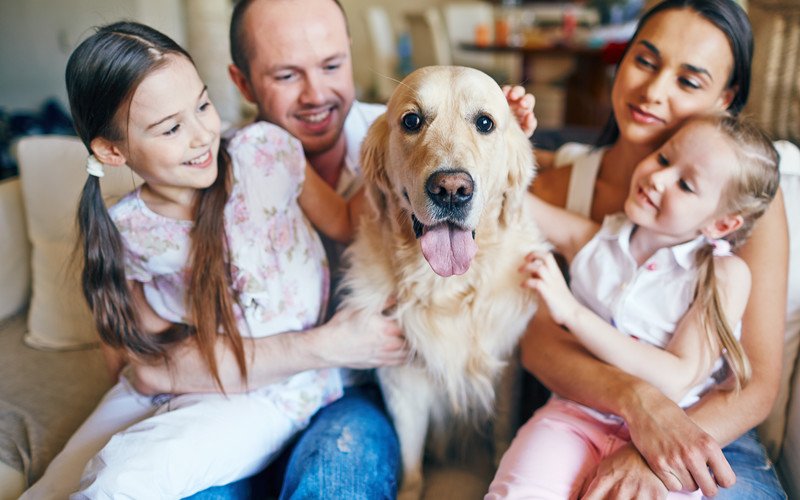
[128,307,408,395]
[503,84,537,137]
[314,307,408,369]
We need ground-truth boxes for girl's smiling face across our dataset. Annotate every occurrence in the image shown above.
[118,54,221,207]
[625,119,739,243]
[611,8,736,150]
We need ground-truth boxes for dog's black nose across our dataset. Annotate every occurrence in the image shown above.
[426,170,474,208]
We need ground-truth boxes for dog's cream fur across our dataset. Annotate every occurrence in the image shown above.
[340,66,548,499]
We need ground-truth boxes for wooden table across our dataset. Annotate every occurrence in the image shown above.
[460,42,614,128]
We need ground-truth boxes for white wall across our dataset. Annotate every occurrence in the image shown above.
[0,0,482,114]
[341,0,454,102]
[0,0,406,117]
[0,0,184,112]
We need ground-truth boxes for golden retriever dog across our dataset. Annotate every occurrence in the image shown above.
[340,66,547,499]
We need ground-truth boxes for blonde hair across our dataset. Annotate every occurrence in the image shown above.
[691,113,779,391]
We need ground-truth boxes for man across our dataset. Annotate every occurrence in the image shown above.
[224,0,402,496]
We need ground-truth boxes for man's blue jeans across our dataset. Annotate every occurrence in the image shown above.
[186,383,399,499]
[713,429,786,499]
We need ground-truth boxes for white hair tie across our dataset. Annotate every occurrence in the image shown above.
[86,155,106,178]
[705,237,732,256]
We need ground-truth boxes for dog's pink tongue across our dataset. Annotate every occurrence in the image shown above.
[420,223,477,277]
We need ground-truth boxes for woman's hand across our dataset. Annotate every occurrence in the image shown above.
[622,387,736,497]
[502,85,537,137]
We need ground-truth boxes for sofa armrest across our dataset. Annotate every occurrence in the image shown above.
[0,177,31,321]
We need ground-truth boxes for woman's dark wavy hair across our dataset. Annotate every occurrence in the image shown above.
[67,21,246,390]
[596,0,753,147]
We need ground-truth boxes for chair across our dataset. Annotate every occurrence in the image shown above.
[747,0,800,144]
[404,8,452,69]
[363,7,399,103]
[746,4,800,495]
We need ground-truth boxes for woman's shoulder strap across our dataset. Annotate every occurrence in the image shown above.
[553,143,605,217]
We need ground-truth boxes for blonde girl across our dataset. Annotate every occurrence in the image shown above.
[488,113,779,499]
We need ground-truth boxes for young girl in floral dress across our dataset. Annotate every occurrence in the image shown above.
[23,21,379,499]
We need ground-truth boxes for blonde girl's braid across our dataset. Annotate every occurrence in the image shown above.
[692,113,780,391]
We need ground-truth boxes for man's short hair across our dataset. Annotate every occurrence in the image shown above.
[229,0,349,78]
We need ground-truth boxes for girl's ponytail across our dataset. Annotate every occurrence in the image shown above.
[693,245,751,391]
[188,146,248,389]
[77,175,166,357]
[691,113,779,391]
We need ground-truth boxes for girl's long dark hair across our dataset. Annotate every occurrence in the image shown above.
[597,0,753,147]
[68,21,246,389]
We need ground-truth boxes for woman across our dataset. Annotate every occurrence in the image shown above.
[525,0,788,498]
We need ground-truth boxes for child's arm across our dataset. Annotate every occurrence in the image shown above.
[524,193,599,260]
[661,255,752,393]
[522,252,751,402]
[299,163,363,244]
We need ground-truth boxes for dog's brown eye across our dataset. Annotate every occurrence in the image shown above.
[402,112,423,132]
[475,115,494,134]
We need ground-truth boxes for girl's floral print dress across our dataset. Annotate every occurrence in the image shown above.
[109,121,341,423]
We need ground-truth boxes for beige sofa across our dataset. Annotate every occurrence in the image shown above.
[0,135,799,499]
[2,1,800,497]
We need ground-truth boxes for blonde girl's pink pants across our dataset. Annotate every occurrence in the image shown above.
[486,398,701,499]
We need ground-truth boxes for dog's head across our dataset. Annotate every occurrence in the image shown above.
[361,66,535,277]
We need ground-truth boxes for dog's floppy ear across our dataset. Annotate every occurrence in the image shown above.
[360,113,391,213]
[501,122,536,226]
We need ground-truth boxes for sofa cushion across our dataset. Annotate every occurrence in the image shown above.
[779,344,800,499]
[16,135,142,350]
[747,0,800,145]
[0,178,31,322]
[0,460,25,500]
[0,313,112,491]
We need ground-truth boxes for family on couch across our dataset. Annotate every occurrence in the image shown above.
[21,0,794,498]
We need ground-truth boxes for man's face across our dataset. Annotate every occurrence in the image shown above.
[233,0,355,156]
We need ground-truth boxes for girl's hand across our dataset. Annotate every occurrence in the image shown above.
[520,252,579,327]
[502,85,537,138]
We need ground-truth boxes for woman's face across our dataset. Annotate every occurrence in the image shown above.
[611,8,736,150]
